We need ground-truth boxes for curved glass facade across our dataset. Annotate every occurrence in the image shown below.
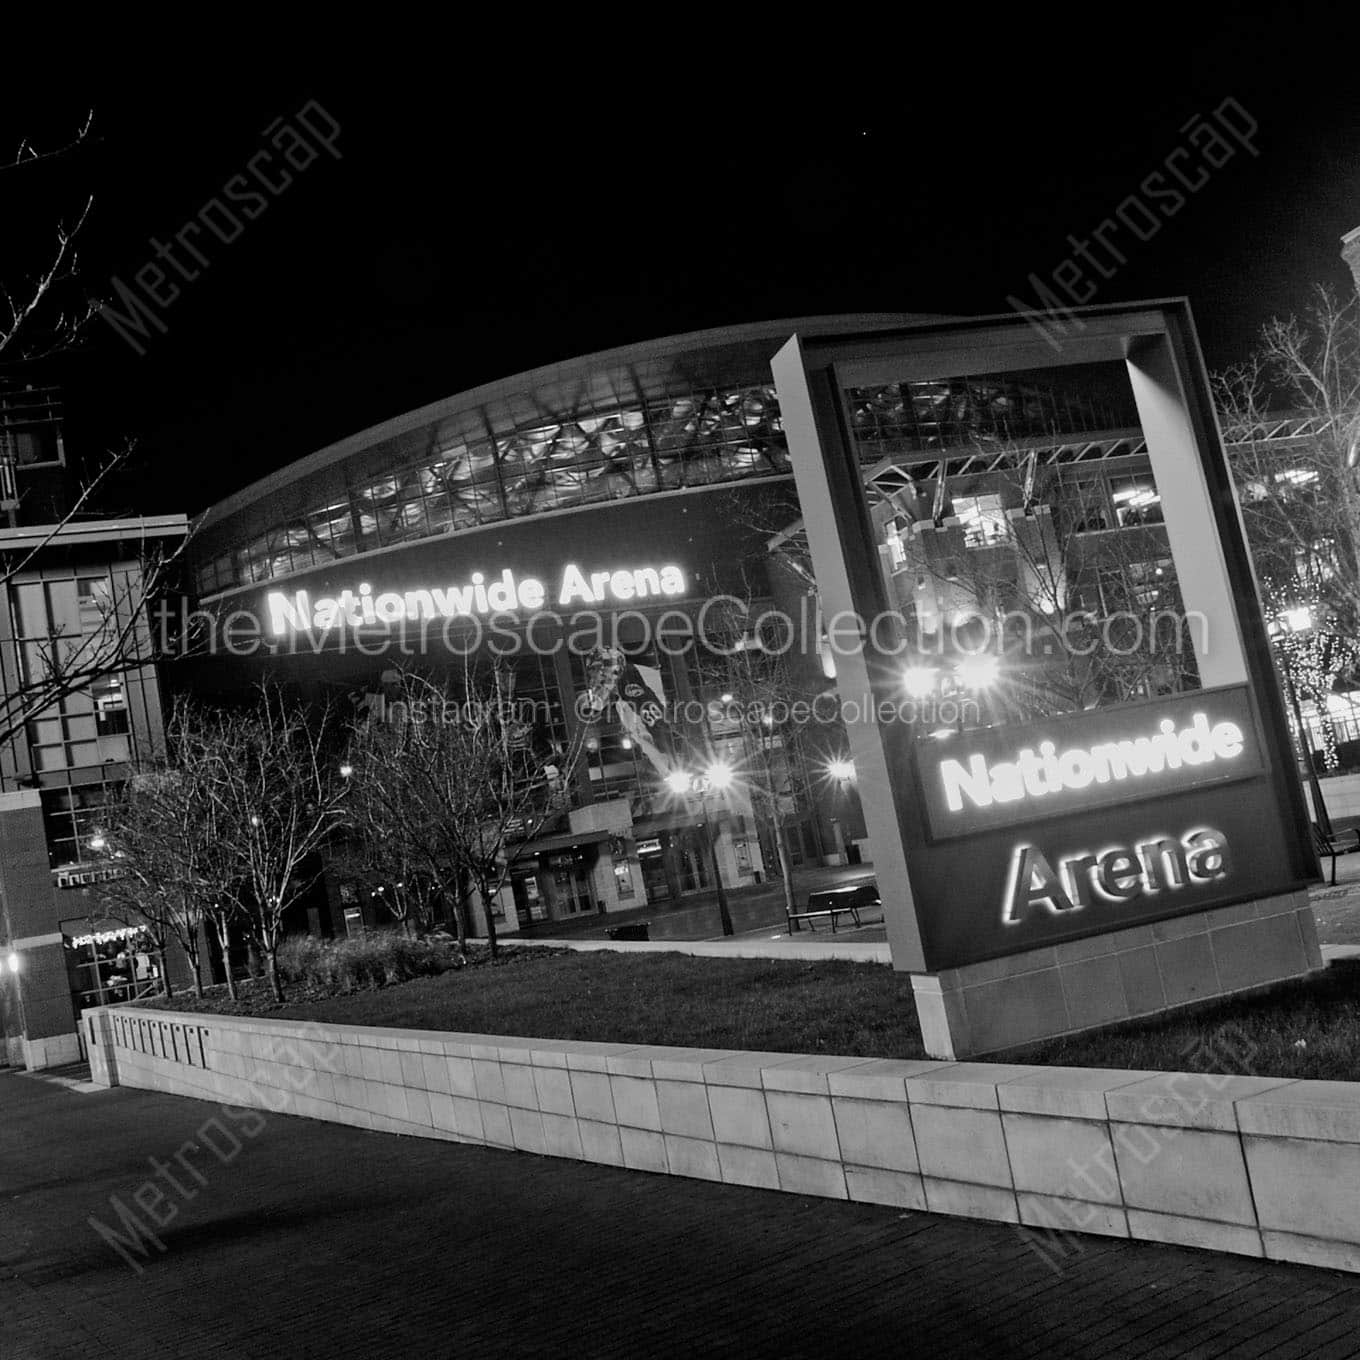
[194,351,1137,598]
[196,382,788,595]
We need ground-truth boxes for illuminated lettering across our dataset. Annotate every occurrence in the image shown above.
[1003,826,1231,924]
[1004,846,1077,923]
[266,590,310,634]
[265,564,686,633]
[940,713,1246,812]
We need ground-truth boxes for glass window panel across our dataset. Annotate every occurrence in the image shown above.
[21,641,48,683]
[954,494,1009,547]
[13,583,50,637]
[353,504,381,551]
[382,498,430,543]
[247,539,272,583]
[96,734,131,763]
[421,493,457,535]
[67,716,96,741]
[63,689,94,715]
[1110,473,1163,527]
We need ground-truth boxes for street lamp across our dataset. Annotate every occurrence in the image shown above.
[705,760,733,792]
[955,654,1000,691]
[826,758,856,864]
[664,763,735,936]
[902,666,936,699]
[953,654,1001,732]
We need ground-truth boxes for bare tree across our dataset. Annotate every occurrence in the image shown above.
[87,698,263,999]
[87,774,195,999]
[332,742,445,938]
[200,687,350,1001]
[345,667,591,959]
[1,113,188,758]
[1,110,97,363]
[694,594,838,917]
[1215,287,1360,767]
[0,513,186,744]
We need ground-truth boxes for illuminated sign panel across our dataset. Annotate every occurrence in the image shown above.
[265,562,686,634]
[917,685,1263,842]
[906,684,1293,969]
[1002,825,1229,924]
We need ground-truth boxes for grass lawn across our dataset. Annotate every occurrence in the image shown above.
[135,950,1360,1082]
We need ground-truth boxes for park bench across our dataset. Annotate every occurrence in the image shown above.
[1313,823,1360,886]
[786,883,880,934]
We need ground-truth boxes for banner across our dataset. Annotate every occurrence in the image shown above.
[614,661,681,778]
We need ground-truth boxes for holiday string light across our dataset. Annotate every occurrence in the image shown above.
[1267,581,1358,772]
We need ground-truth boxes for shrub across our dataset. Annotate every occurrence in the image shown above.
[277,931,451,995]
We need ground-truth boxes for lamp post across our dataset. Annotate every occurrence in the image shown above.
[1271,609,1332,838]
[665,763,735,937]
[826,758,855,865]
[954,654,1000,732]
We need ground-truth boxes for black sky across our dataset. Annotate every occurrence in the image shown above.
[4,16,1358,520]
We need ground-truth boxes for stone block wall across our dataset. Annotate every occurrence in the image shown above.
[85,1006,1360,1275]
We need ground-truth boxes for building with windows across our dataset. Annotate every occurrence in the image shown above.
[0,382,187,1068]
[184,311,1341,943]
[184,317,929,936]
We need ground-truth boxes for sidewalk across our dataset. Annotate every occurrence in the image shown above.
[515,851,1360,959]
[514,862,885,944]
[4,1073,1360,1357]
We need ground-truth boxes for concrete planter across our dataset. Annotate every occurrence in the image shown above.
[85,1005,1360,1275]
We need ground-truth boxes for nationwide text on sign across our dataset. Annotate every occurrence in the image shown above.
[940,711,1244,814]
[266,563,686,634]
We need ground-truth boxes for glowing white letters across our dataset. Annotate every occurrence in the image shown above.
[1003,826,1231,924]
[266,563,686,634]
[940,712,1245,814]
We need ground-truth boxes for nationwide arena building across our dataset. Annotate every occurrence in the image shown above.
[4,303,1346,1067]
[184,316,924,936]
[180,312,1330,940]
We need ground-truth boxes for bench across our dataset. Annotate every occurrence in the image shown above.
[786,884,879,934]
[1313,824,1360,886]
[786,902,864,933]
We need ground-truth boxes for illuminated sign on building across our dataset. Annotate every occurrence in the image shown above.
[54,864,127,890]
[905,684,1293,969]
[917,686,1263,841]
[265,563,686,634]
[1003,824,1230,924]
[940,712,1245,811]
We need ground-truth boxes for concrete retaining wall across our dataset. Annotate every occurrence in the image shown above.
[85,1005,1360,1274]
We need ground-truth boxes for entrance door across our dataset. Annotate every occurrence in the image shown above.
[638,846,669,901]
[547,853,594,914]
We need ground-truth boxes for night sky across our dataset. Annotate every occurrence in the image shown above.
[4,19,1357,521]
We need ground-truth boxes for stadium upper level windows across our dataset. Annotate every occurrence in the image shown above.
[193,366,1144,599]
[954,493,1009,548]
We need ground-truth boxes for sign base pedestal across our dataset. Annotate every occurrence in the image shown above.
[909,892,1321,1060]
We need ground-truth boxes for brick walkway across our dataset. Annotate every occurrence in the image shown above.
[3,1074,1360,1358]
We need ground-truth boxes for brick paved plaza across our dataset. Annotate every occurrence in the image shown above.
[4,1071,1360,1358]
